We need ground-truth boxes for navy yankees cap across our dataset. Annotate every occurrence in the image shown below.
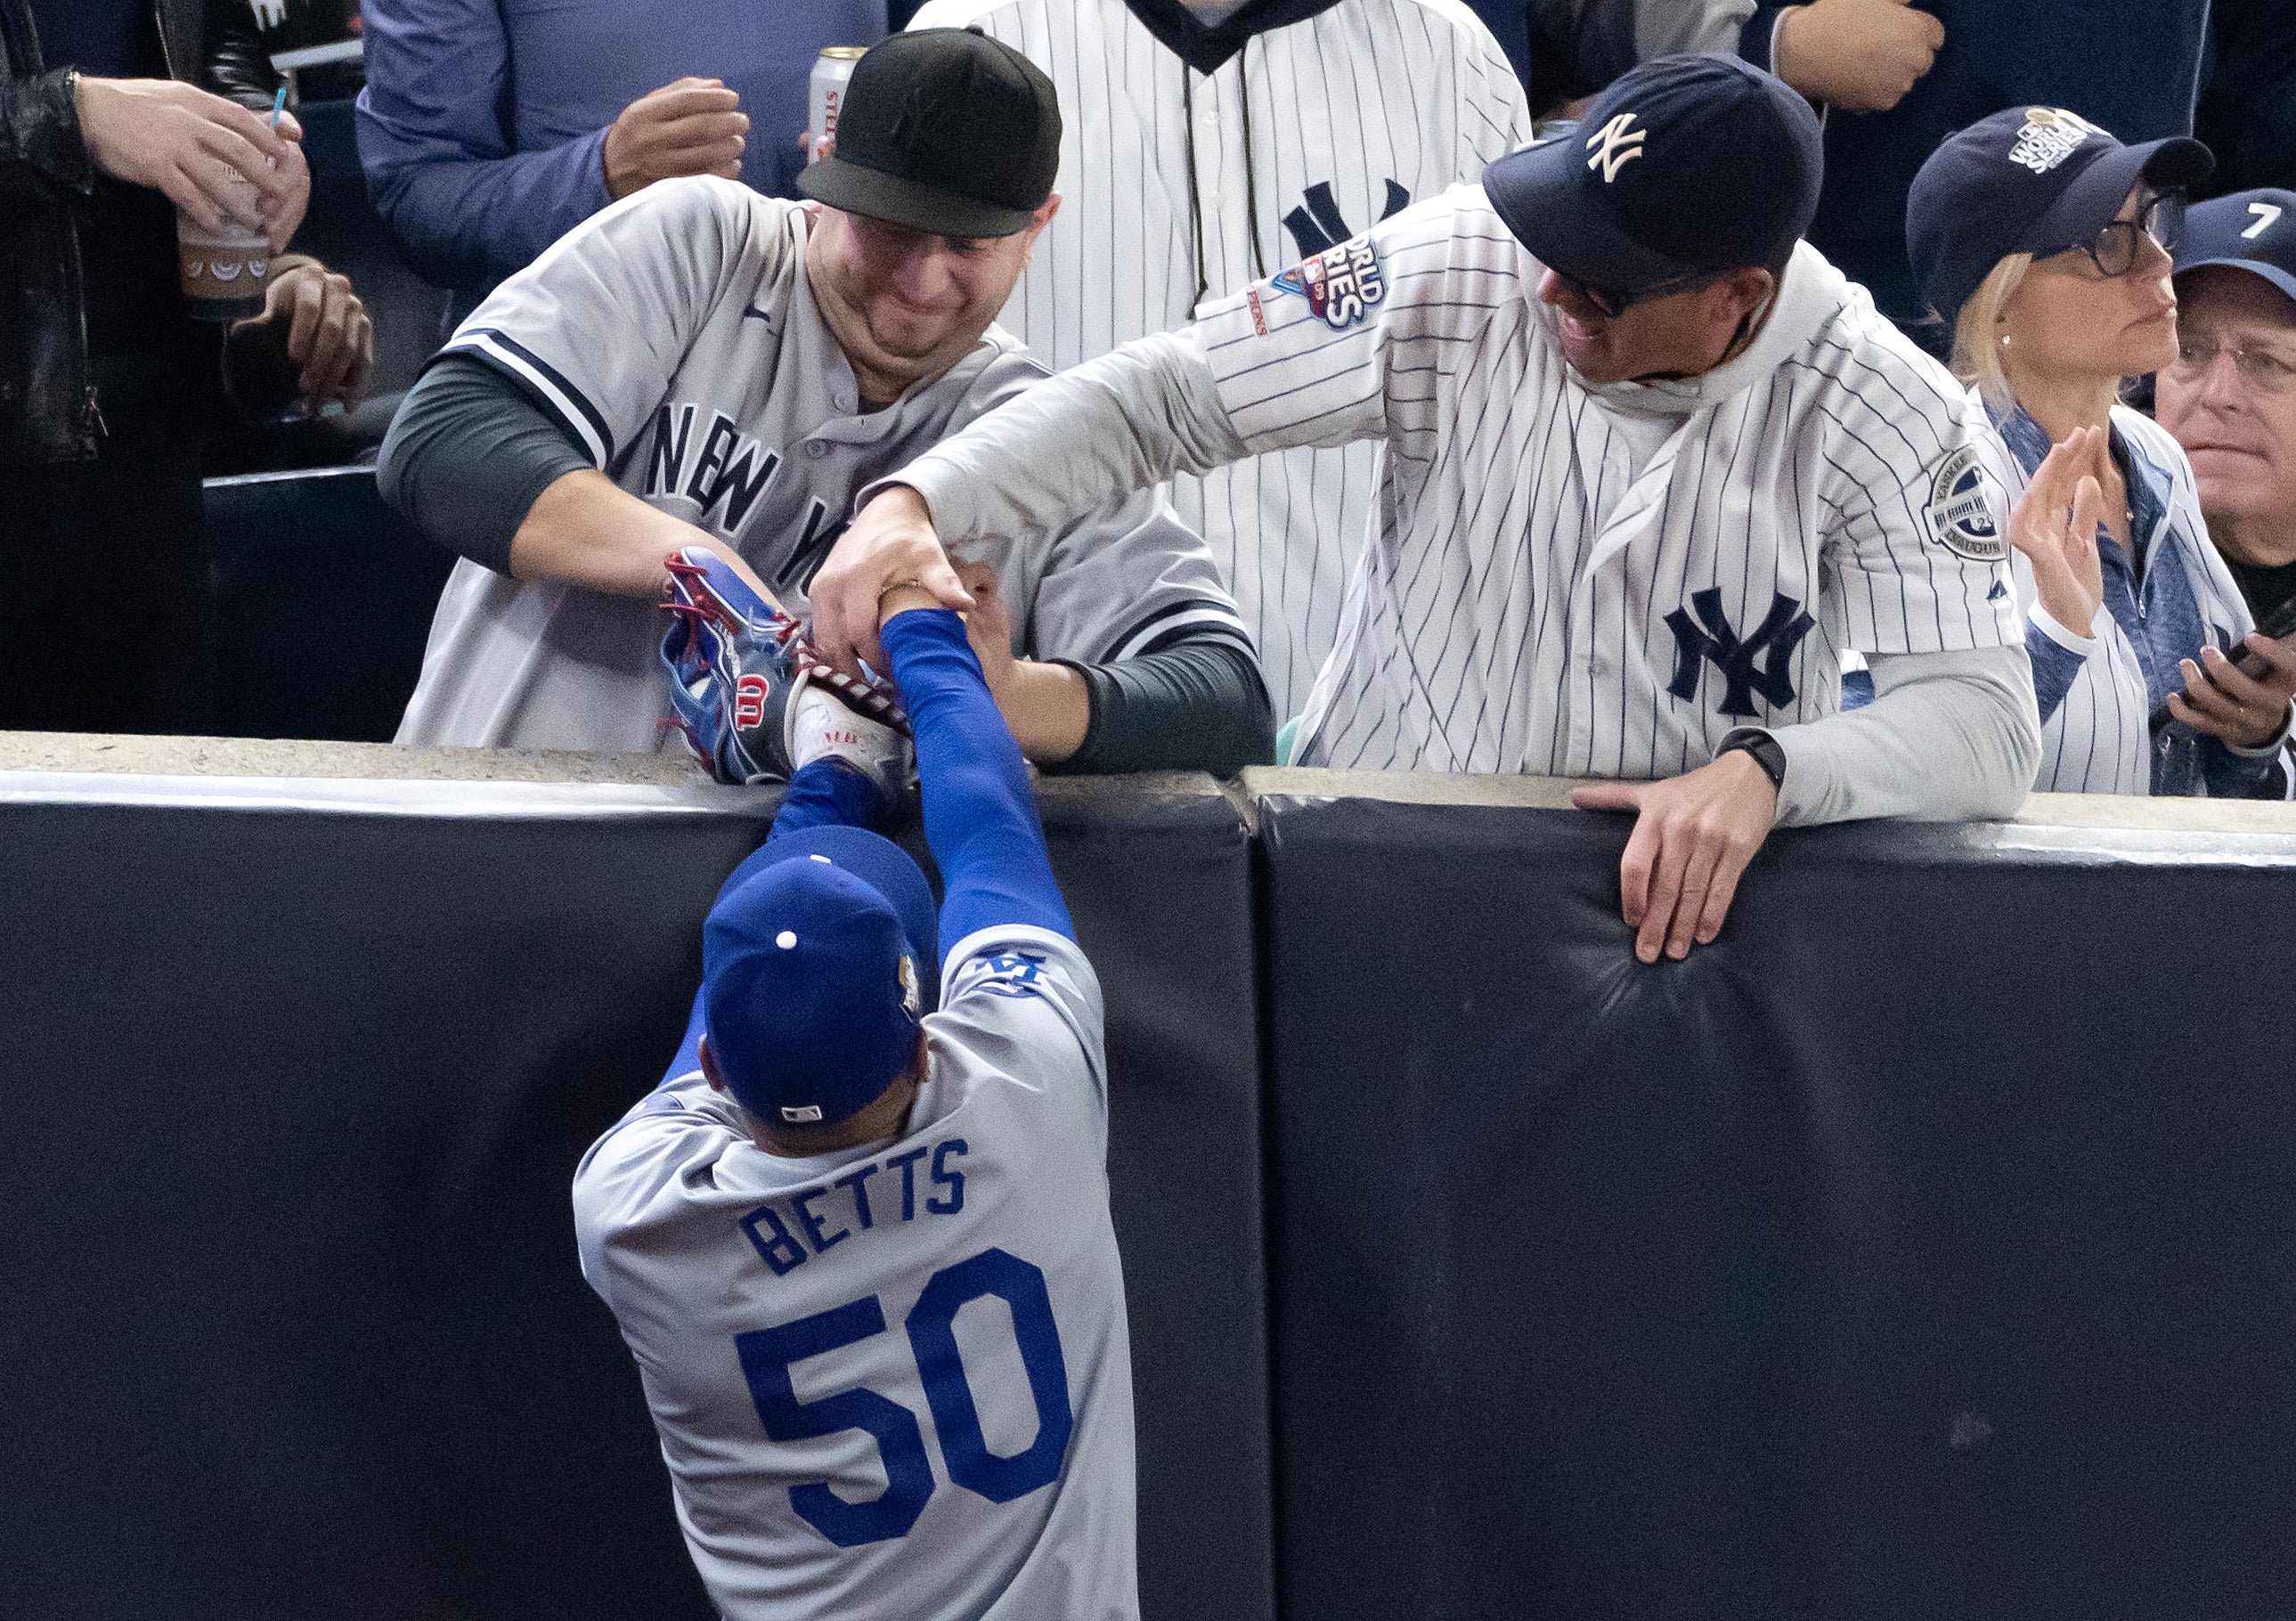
[702,825,940,1128]
[1907,107,2212,325]
[1483,53,1822,303]
[799,29,1061,239]
[2173,188,2296,306]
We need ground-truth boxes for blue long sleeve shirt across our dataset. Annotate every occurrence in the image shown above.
[354,0,886,323]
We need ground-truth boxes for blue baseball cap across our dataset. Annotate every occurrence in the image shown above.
[1907,106,2212,325]
[701,825,940,1128]
[1484,53,1822,302]
[2173,188,2296,307]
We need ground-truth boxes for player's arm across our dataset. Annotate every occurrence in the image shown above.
[377,353,778,603]
[877,590,1074,946]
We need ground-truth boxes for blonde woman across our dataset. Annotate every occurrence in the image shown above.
[1907,108,2296,796]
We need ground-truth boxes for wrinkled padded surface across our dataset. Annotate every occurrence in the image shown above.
[1254,781,2296,1621]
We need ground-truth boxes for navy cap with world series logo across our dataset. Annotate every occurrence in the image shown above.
[2173,188,2296,306]
[1906,106,2213,327]
[1482,53,1824,304]
[798,28,1062,240]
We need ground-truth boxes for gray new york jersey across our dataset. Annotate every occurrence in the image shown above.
[395,179,1247,752]
[573,924,1136,1621]
[1186,191,2024,773]
[906,0,1532,713]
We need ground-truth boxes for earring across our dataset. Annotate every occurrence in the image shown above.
[1999,333,2011,346]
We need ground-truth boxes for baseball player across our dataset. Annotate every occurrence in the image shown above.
[380,29,1269,778]
[574,564,1136,1620]
[818,54,2043,962]
[902,0,1534,715]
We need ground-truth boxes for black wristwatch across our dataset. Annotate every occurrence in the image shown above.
[1717,728,1787,794]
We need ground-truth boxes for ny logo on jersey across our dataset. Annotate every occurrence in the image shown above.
[644,403,783,535]
[1585,114,1648,183]
[1282,180,1411,261]
[1665,590,1817,717]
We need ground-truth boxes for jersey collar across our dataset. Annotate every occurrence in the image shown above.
[1123,0,1351,75]
[1571,240,1845,418]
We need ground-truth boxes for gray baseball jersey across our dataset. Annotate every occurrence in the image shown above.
[395,178,1249,752]
[573,923,1136,1621]
[904,0,1532,713]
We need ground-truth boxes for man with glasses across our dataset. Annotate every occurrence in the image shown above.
[2158,190,2296,632]
[813,54,2041,964]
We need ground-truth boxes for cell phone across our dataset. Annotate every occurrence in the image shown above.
[2148,592,2296,733]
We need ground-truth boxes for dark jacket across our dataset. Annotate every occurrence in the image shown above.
[0,0,275,468]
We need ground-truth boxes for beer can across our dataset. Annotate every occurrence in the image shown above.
[810,47,867,164]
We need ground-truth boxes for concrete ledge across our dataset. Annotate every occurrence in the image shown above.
[1241,765,2296,839]
[0,731,705,786]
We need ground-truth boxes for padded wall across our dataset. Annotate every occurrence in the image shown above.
[0,771,1269,1621]
[1254,784,2296,1621]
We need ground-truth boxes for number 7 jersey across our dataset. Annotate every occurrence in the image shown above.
[573,924,1136,1621]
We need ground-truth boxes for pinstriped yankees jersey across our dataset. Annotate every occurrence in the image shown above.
[395,179,1249,753]
[1185,188,2024,774]
[1979,399,2284,798]
[903,0,1533,713]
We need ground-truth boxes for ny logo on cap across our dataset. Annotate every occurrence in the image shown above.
[1585,114,1647,184]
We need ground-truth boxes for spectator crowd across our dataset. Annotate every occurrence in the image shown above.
[4,0,2294,815]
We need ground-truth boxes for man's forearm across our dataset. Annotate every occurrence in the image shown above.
[378,354,594,574]
[889,330,1250,543]
[1054,639,1274,777]
[881,606,1075,947]
[1770,644,2041,827]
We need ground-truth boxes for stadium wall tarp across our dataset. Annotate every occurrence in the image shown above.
[0,770,1271,1621]
[1248,770,2296,1621]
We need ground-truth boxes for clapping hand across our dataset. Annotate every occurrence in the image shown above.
[2007,424,2107,639]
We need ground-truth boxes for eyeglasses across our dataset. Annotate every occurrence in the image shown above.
[2044,192,2185,279]
[1548,265,1730,319]
[2168,330,2296,394]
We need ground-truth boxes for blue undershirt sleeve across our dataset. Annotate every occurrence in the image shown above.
[881,607,1075,946]
[2023,619,2088,728]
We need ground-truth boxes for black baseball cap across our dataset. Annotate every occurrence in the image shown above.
[798,29,1061,239]
[2173,188,2296,306]
[1907,107,2212,325]
[1483,53,1822,302]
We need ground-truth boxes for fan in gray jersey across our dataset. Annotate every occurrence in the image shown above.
[378,30,1270,778]
[905,0,1533,716]
[575,587,1136,1621]
[814,54,2045,964]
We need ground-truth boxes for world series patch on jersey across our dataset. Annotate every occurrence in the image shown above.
[1184,188,2023,775]
[573,925,1137,1621]
[905,0,1532,713]
[395,179,1248,753]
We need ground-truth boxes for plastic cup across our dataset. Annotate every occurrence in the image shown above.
[175,143,273,322]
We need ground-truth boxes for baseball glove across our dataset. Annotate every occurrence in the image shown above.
[659,549,909,786]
